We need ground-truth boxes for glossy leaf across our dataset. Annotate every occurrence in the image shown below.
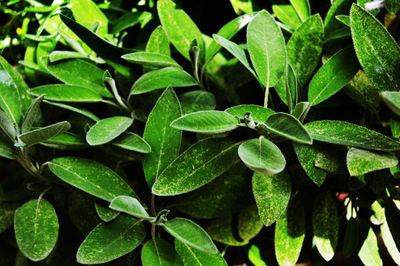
[163,218,218,254]
[272,4,302,30]
[312,192,339,261]
[146,26,170,55]
[350,4,400,91]
[71,0,108,37]
[86,116,133,146]
[143,88,182,187]
[381,91,400,116]
[252,171,291,226]
[109,196,151,220]
[48,51,88,63]
[247,10,287,88]
[305,120,400,151]
[225,104,274,122]
[358,227,382,266]
[76,215,145,264]
[248,245,266,266]
[112,132,151,154]
[48,157,135,202]
[130,67,197,95]
[43,100,99,122]
[122,52,180,68]
[290,0,311,21]
[179,90,216,114]
[29,84,103,103]
[152,138,239,196]
[239,137,286,174]
[175,238,227,266]
[171,111,239,133]
[293,143,327,186]
[346,148,398,176]
[14,199,59,262]
[141,238,182,266]
[19,121,71,146]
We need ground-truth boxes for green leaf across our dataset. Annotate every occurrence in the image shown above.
[109,196,151,220]
[247,10,287,88]
[238,137,286,174]
[76,215,145,264]
[381,91,400,116]
[179,90,216,114]
[48,157,135,202]
[21,95,44,134]
[43,100,99,122]
[384,199,400,251]
[19,121,71,146]
[122,52,180,68]
[350,4,400,92]
[292,102,310,119]
[358,227,382,266]
[86,116,133,146]
[0,203,17,233]
[48,51,88,63]
[229,0,253,15]
[343,218,360,257]
[163,218,218,254]
[71,0,108,37]
[386,0,400,14]
[0,109,17,141]
[111,11,152,34]
[252,171,291,226]
[346,148,398,176]
[157,0,205,61]
[94,200,119,222]
[0,55,31,125]
[324,0,353,40]
[143,88,182,187]
[130,67,197,95]
[272,4,302,30]
[14,199,59,262]
[225,104,274,122]
[141,238,182,266]
[171,111,239,133]
[274,199,305,266]
[175,238,227,266]
[0,135,15,159]
[293,143,327,186]
[111,132,151,154]
[29,84,103,103]
[289,0,311,21]
[381,221,400,265]
[308,46,359,106]
[305,120,400,151]
[248,245,266,266]
[152,138,239,196]
[206,13,255,63]
[262,112,312,144]
[312,191,339,261]
[146,26,170,56]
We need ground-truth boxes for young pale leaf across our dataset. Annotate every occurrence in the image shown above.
[229,0,253,14]
[346,148,398,176]
[43,100,99,122]
[14,199,59,262]
[157,0,205,60]
[109,196,151,220]
[19,121,71,146]
[381,221,400,265]
[48,51,88,63]
[293,143,327,186]
[86,116,133,146]
[146,26,170,55]
[175,238,227,266]
[94,200,119,222]
[247,10,287,88]
[143,88,182,187]
[0,136,15,159]
[381,91,400,116]
[48,157,135,202]
[29,84,103,103]
[152,138,239,196]
[112,132,151,154]
[141,238,182,266]
[248,245,266,266]
[71,0,108,37]
[238,137,286,174]
[163,218,218,254]
[262,112,312,144]
[252,171,291,226]
[21,95,44,134]
[122,52,180,68]
[170,111,239,133]
[275,199,305,266]
[130,67,197,95]
[358,227,382,266]
[289,0,311,21]
[312,191,339,261]
[272,4,302,30]
[384,200,400,251]
[76,216,145,264]
[225,104,274,122]
[305,120,400,151]
[308,46,359,106]
[350,4,400,92]
[179,90,216,114]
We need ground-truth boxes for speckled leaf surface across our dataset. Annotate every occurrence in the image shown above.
[358,227,382,266]
[48,157,135,201]
[143,88,182,187]
[381,91,400,116]
[305,120,400,151]
[0,203,17,233]
[171,111,239,133]
[293,143,327,186]
[252,171,291,226]
[179,91,216,114]
[157,0,205,60]
[225,104,274,122]
[274,199,305,266]
[312,191,339,261]
[238,137,286,174]
[346,148,398,176]
[163,218,218,254]
[14,199,59,262]
[146,26,170,55]
[19,121,71,146]
[350,4,400,92]
[109,196,150,220]
[94,200,119,222]
[130,67,197,95]
[247,10,287,88]
[152,138,239,196]
[122,52,180,68]
[141,238,182,266]
[111,132,151,153]
[29,84,104,103]
[175,238,227,266]
[76,215,145,264]
[86,116,133,146]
